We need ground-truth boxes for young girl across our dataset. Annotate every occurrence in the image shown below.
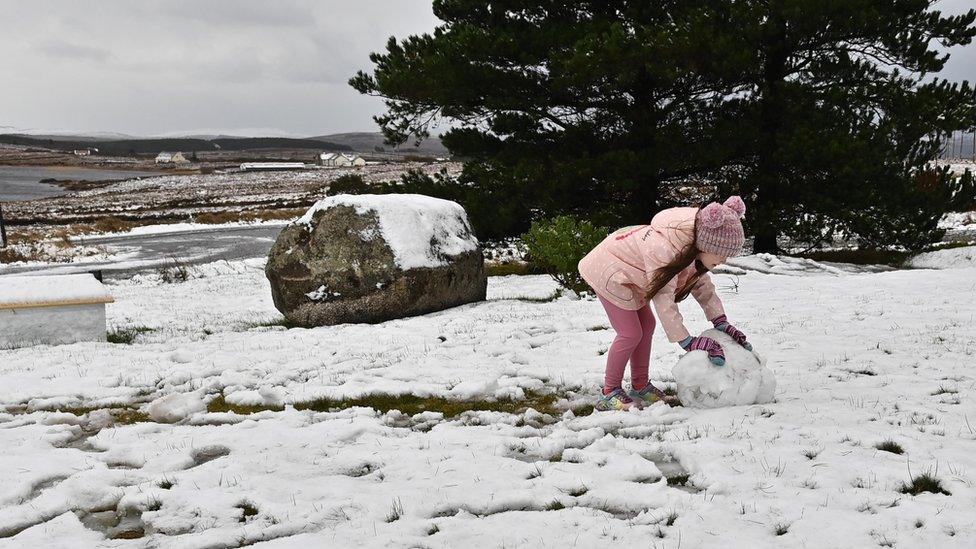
[578,196,752,410]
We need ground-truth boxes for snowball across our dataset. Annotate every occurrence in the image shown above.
[147,392,208,423]
[672,329,775,408]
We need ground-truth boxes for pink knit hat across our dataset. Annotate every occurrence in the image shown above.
[695,196,746,258]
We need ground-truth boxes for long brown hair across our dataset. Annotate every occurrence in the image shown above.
[644,213,707,302]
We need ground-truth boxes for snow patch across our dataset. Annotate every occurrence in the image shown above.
[906,245,976,270]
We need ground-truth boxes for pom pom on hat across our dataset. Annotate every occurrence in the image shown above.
[700,203,727,229]
[724,195,746,218]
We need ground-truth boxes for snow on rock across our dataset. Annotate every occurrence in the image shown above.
[147,391,208,423]
[905,245,976,270]
[672,329,775,408]
[295,193,479,269]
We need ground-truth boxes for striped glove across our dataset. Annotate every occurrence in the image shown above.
[711,314,753,351]
[679,335,725,366]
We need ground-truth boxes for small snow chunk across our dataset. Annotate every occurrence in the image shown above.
[147,392,208,423]
[306,285,342,301]
[449,379,499,399]
[169,350,194,364]
[673,329,776,408]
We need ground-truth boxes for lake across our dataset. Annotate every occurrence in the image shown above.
[0,165,161,201]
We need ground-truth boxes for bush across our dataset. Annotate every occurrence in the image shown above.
[93,216,135,234]
[522,216,608,297]
[327,174,371,195]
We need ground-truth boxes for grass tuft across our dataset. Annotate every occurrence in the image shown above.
[107,326,154,344]
[774,522,790,535]
[875,440,904,455]
[545,500,566,511]
[665,474,691,487]
[236,501,259,522]
[385,498,404,522]
[566,484,588,497]
[899,472,950,496]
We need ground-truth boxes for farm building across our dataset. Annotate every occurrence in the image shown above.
[155,151,189,164]
[0,274,114,349]
[72,148,97,156]
[320,152,366,167]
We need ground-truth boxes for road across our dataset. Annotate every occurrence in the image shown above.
[0,225,284,279]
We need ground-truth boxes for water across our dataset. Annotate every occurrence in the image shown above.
[0,165,160,201]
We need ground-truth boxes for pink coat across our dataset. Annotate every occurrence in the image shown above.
[578,207,725,343]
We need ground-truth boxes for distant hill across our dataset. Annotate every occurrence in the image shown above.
[309,132,449,156]
[0,134,351,155]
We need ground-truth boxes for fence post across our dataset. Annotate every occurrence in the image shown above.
[0,202,7,248]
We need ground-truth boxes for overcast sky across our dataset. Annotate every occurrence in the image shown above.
[1,0,974,138]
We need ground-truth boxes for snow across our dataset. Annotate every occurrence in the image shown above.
[0,256,974,546]
[296,194,479,269]
[147,392,208,423]
[905,245,976,269]
[938,211,976,231]
[69,220,288,242]
[673,329,776,408]
[0,274,112,307]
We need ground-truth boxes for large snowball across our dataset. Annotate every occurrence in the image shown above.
[672,329,775,408]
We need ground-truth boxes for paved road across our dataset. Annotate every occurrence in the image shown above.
[0,225,284,279]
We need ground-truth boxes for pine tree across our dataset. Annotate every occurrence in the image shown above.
[711,0,976,251]
[352,1,976,249]
[350,1,741,238]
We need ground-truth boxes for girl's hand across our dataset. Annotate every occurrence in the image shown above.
[679,336,725,366]
[711,314,753,351]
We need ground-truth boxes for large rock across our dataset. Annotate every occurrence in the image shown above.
[672,329,776,408]
[266,194,487,326]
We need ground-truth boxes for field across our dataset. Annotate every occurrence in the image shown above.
[0,251,974,547]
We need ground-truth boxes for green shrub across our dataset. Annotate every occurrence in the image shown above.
[522,216,608,297]
[328,174,371,195]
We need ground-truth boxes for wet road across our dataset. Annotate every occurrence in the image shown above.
[0,225,284,279]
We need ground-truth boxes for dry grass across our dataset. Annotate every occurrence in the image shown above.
[93,216,137,234]
[207,390,590,419]
[195,208,304,224]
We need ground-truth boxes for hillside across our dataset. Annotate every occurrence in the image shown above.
[308,132,449,156]
[0,135,352,155]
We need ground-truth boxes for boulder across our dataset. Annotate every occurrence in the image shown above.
[266,194,486,326]
[672,329,776,408]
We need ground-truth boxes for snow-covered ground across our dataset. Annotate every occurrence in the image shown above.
[1,252,975,547]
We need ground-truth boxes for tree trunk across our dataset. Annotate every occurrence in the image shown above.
[751,15,788,254]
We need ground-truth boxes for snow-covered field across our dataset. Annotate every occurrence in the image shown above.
[1,251,975,548]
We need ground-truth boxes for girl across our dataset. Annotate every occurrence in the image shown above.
[578,196,752,410]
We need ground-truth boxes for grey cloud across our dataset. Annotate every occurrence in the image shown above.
[33,38,112,63]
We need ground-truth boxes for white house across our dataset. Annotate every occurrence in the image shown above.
[320,152,366,167]
[156,151,189,164]
[0,274,114,349]
[73,148,97,156]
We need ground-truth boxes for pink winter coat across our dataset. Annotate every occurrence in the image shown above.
[578,207,725,343]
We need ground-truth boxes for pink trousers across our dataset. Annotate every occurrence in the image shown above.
[598,295,656,391]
